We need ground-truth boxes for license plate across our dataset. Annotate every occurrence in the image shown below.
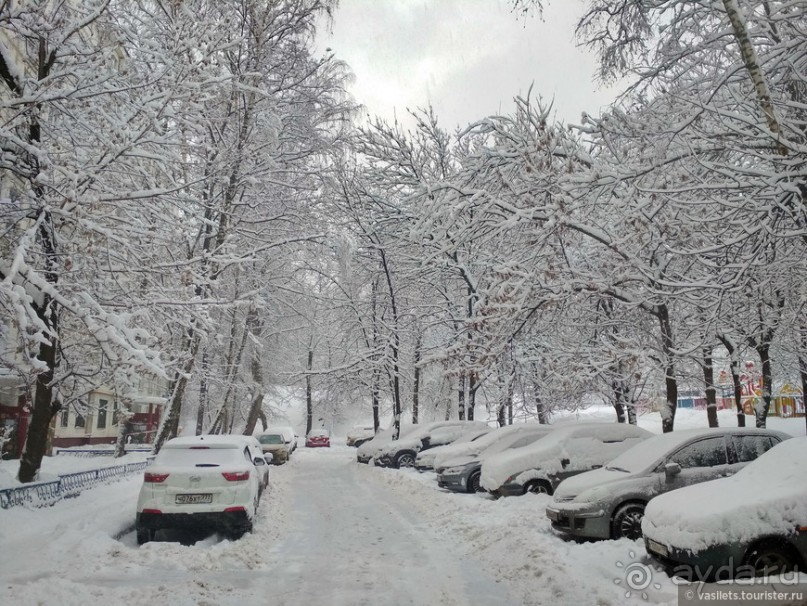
[176,493,213,505]
[546,508,559,521]
[647,538,668,557]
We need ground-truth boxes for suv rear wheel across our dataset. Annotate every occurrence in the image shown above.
[136,528,155,545]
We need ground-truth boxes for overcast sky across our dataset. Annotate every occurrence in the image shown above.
[316,0,621,130]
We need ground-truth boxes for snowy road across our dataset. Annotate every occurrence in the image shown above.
[260,447,511,605]
[0,445,515,606]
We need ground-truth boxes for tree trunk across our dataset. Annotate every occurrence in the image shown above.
[800,325,807,435]
[154,344,198,452]
[626,398,637,425]
[508,385,514,425]
[196,348,210,435]
[243,305,266,437]
[458,374,466,421]
[376,251,402,439]
[467,373,478,421]
[371,282,381,432]
[412,331,421,424]
[612,378,626,423]
[18,314,60,482]
[114,399,134,458]
[12,41,61,483]
[658,304,677,433]
[702,346,719,428]
[19,215,61,480]
[754,342,773,428]
[306,345,314,436]
[722,0,788,154]
[718,335,746,427]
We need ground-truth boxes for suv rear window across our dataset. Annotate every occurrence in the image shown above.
[155,447,241,467]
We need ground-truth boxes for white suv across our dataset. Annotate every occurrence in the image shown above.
[135,435,264,544]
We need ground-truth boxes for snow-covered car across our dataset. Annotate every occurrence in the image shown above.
[346,425,376,447]
[643,436,806,581]
[239,435,271,493]
[431,423,554,474]
[258,430,293,464]
[480,423,653,496]
[374,421,489,468]
[135,434,264,544]
[306,429,331,447]
[437,425,555,493]
[413,427,491,471]
[264,426,297,455]
[356,424,415,464]
[547,427,790,540]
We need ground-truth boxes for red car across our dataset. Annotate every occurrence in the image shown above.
[306,429,331,448]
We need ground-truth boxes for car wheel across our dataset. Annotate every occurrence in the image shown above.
[467,470,482,493]
[136,528,155,545]
[524,480,552,495]
[744,541,801,577]
[394,451,416,468]
[611,502,646,540]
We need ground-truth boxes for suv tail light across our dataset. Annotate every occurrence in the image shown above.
[222,471,250,481]
[144,472,169,483]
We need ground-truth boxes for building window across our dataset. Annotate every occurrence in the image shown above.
[60,408,69,428]
[74,413,85,429]
[97,399,108,429]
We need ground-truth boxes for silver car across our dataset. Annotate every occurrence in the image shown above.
[546,427,790,541]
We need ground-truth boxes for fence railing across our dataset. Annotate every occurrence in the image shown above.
[54,447,153,457]
[0,460,149,510]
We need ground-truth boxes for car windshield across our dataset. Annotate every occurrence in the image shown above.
[605,431,705,474]
[309,430,328,437]
[259,434,284,445]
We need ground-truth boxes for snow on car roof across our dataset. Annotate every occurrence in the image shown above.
[642,436,804,552]
[480,423,653,490]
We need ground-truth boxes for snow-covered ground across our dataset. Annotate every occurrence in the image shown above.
[0,408,804,605]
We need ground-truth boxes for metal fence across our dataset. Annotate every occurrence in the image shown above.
[54,448,153,457]
[0,460,149,510]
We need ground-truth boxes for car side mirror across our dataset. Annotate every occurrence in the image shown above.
[264,453,274,464]
[253,456,266,466]
[665,462,681,479]
[561,458,570,469]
